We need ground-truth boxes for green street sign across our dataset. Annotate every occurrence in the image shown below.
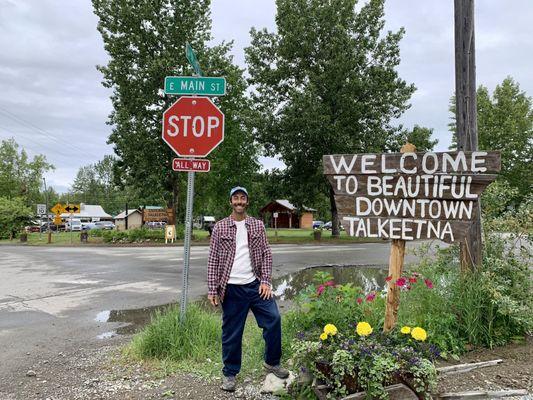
[185,42,202,76]
[165,76,226,96]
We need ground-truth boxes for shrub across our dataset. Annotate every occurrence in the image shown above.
[100,226,185,243]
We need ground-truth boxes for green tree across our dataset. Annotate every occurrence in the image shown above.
[399,125,438,152]
[450,77,532,203]
[0,138,54,206]
[92,0,258,223]
[0,197,32,239]
[245,0,415,236]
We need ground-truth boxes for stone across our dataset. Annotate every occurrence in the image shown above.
[26,370,37,377]
[261,371,295,394]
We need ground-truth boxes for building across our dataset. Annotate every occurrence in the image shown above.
[259,200,316,229]
[114,209,143,230]
[60,203,112,222]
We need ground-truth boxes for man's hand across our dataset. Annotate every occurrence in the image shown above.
[259,283,273,300]
[208,294,219,307]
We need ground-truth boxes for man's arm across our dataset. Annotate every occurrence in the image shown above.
[207,224,220,297]
[259,221,273,287]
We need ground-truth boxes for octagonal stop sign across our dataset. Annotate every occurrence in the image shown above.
[162,96,224,157]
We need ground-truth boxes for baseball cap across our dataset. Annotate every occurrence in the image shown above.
[229,186,249,198]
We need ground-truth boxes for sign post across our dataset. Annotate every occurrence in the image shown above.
[162,43,225,322]
[323,148,500,332]
[37,204,46,241]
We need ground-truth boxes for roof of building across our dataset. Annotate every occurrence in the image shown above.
[260,200,317,213]
[114,209,142,219]
[60,204,112,219]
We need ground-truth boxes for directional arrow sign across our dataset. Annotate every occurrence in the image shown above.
[185,42,202,76]
[64,204,80,213]
[165,76,226,96]
[51,203,65,214]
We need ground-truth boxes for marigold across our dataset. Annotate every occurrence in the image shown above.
[400,326,411,334]
[411,327,427,341]
[320,332,328,341]
[356,321,373,337]
[323,324,338,336]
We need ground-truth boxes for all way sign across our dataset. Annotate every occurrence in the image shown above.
[172,158,211,172]
[165,76,226,96]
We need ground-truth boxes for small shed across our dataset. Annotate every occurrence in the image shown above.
[259,200,316,229]
[114,209,143,230]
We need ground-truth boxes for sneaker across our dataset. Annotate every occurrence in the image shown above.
[263,362,289,379]
[220,375,236,392]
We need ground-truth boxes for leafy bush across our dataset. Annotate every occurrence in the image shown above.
[100,226,185,243]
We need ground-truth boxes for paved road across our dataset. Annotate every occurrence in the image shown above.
[0,242,422,387]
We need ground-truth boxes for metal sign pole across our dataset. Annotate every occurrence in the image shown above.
[179,170,195,322]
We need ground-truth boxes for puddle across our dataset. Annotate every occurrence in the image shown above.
[95,303,174,338]
[272,265,388,301]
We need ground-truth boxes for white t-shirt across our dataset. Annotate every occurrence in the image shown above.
[227,220,256,285]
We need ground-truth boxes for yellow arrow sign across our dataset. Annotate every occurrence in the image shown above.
[51,203,65,214]
[64,204,80,213]
[53,215,62,225]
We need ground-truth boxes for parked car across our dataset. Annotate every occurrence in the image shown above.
[322,221,344,231]
[40,222,59,232]
[65,219,82,232]
[94,221,115,230]
[145,221,166,229]
[25,225,41,233]
[312,220,324,229]
[81,222,97,231]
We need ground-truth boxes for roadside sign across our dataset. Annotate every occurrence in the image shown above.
[165,76,226,96]
[64,204,80,213]
[185,42,202,76]
[53,215,62,225]
[37,204,46,215]
[51,203,65,214]
[165,225,176,244]
[162,96,224,157]
[172,158,211,172]
[273,212,279,218]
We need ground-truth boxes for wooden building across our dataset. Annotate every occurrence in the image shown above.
[259,200,316,229]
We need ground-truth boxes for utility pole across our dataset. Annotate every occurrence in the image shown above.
[43,178,51,244]
[125,202,128,230]
[454,0,482,269]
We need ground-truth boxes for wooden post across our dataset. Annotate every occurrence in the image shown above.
[454,0,482,269]
[383,143,416,333]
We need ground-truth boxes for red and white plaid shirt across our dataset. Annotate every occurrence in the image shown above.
[207,215,273,301]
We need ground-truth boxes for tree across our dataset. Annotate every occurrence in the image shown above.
[92,0,258,223]
[0,197,32,239]
[450,77,532,203]
[245,0,415,236]
[399,125,438,152]
[0,138,54,206]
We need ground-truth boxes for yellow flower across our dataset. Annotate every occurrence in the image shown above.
[356,321,373,337]
[320,332,328,341]
[400,326,411,334]
[323,324,338,336]
[411,327,427,341]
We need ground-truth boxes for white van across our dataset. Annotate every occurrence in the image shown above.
[65,219,82,232]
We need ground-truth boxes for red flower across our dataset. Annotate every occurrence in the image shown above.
[385,275,393,282]
[409,277,417,283]
[396,277,407,287]
[324,280,335,287]
[424,278,434,289]
[317,285,325,296]
[356,297,363,304]
[366,292,376,302]
[406,285,412,291]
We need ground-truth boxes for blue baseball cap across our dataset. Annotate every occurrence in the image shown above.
[229,186,249,198]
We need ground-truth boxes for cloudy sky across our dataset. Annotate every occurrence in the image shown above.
[1,0,531,193]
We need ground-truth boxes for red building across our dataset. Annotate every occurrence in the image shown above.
[259,200,316,229]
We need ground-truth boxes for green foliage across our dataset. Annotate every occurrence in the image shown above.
[398,125,438,152]
[484,193,532,236]
[0,138,54,206]
[0,196,33,239]
[246,0,415,234]
[100,226,184,243]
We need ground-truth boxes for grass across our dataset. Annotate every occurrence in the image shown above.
[0,231,104,245]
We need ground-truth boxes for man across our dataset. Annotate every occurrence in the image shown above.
[207,186,289,392]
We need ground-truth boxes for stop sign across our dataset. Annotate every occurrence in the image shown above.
[162,96,224,157]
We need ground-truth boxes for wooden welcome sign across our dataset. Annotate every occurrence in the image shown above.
[323,145,501,331]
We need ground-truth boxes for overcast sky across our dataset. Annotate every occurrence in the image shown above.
[1,0,531,193]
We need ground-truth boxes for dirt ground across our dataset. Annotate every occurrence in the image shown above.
[1,334,531,400]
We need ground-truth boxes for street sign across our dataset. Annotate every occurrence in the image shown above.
[51,203,65,214]
[165,76,226,96]
[37,204,46,215]
[53,215,62,225]
[64,204,80,213]
[162,96,224,157]
[185,42,202,76]
[172,158,211,172]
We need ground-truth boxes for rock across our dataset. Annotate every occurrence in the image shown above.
[26,370,37,377]
[261,372,291,394]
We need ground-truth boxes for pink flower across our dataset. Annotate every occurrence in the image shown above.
[424,278,434,289]
[366,292,376,302]
[396,277,407,287]
[324,280,335,287]
[409,277,417,283]
[317,285,325,296]
[385,275,392,282]
[356,297,363,304]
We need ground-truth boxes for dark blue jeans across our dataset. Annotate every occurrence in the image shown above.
[221,279,282,377]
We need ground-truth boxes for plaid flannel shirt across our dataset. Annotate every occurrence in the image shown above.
[207,216,273,301]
